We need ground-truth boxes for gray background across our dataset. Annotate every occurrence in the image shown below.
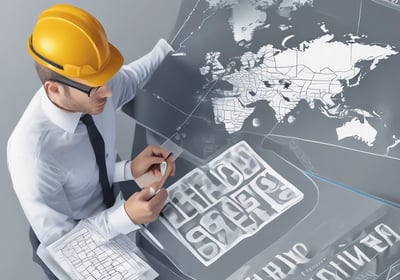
[0,1,181,279]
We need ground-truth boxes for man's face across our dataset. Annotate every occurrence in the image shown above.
[62,84,111,115]
[45,80,112,115]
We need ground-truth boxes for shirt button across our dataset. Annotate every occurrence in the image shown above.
[106,153,109,159]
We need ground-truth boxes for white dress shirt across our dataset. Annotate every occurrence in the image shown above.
[7,39,173,247]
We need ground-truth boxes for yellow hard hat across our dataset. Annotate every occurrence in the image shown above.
[27,4,123,86]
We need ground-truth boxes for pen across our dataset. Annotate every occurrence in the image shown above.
[165,152,173,160]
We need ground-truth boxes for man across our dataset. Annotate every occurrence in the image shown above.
[7,4,175,279]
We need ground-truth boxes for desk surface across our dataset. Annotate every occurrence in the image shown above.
[121,0,400,278]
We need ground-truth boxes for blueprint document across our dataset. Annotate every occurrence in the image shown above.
[45,221,158,280]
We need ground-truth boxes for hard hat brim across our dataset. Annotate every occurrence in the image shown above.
[79,43,124,87]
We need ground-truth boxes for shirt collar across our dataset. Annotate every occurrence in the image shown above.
[40,87,82,134]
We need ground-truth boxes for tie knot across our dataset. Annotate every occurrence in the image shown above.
[80,114,94,126]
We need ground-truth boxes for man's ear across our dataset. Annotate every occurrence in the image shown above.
[44,81,62,99]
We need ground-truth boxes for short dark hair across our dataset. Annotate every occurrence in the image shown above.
[34,62,67,85]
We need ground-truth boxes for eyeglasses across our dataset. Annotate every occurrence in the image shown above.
[49,77,101,97]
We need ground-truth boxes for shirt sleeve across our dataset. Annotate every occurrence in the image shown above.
[109,38,174,110]
[88,193,141,238]
[113,160,135,182]
[8,155,139,247]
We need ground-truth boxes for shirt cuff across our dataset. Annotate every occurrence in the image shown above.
[156,38,174,55]
[107,199,141,235]
[124,160,134,180]
[114,160,134,182]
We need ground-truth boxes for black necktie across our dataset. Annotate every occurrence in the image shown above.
[80,114,115,208]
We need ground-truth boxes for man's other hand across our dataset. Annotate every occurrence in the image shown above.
[124,184,168,224]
